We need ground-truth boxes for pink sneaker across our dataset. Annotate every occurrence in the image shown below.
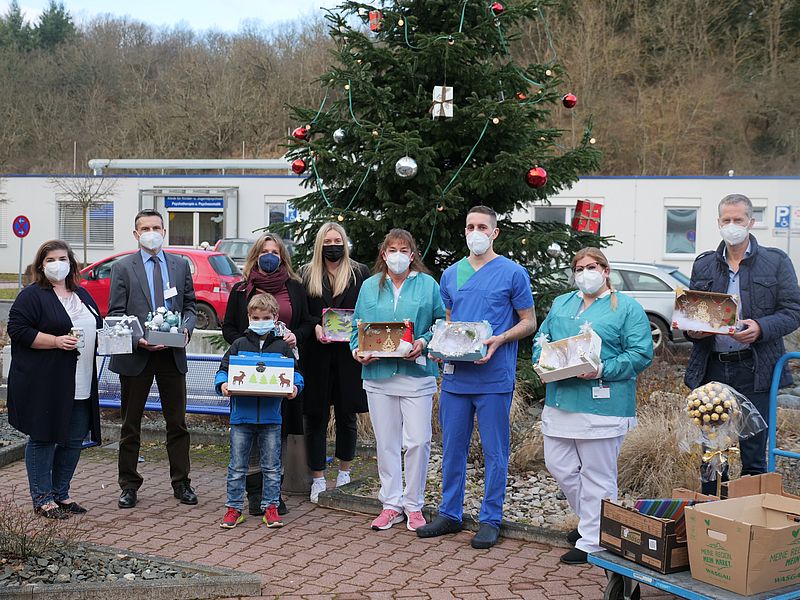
[406,510,426,531]
[371,509,405,531]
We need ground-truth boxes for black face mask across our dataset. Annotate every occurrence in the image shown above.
[322,244,345,262]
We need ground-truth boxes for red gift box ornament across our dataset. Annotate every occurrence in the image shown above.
[571,199,603,234]
[369,10,383,32]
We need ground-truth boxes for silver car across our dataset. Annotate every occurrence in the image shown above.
[609,262,690,351]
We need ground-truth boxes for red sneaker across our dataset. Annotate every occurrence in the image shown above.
[219,507,244,529]
[263,504,284,528]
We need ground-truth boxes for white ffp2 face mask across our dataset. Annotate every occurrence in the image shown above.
[720,223,749,246]
[44,261,70,282]
[385,252,411,275]
[575,269,606,295]
[138,231,164,251]
[466,231,492,255]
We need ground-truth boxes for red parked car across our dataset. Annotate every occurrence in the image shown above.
[80,247,241,330]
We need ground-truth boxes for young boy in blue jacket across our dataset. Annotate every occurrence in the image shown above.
[214,293,304,529]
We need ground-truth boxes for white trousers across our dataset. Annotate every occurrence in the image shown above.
[543,434,625,554]
[366,391,433,512]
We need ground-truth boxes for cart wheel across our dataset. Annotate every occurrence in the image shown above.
[603,573,641,600]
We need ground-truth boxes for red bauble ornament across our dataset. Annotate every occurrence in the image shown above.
[491,2,505,15]
[525,166,548,188]
[561,93,577,109]
[516,91,527,101]
[292,126,309,141]
[291,158,307,175]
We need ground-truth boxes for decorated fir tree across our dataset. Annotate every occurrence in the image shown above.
[282,0,608,311]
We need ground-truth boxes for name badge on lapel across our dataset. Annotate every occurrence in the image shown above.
[592,385,610,399]
[164,287,178,300]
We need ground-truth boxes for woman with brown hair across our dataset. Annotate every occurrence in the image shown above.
[222,232,315,515]
[532,247,653,564]
[7,240,103,518]
[300,222,371,503]
[350,229,445,532]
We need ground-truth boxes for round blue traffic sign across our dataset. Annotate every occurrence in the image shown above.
[13,215,30,238]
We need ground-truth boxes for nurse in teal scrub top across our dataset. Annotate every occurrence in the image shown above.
[416,205,537,550]
[532,247,653,565]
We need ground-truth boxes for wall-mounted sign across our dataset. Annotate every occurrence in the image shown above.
[164,196,224,210]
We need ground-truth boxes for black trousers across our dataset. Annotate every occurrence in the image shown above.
[304,401,358,472]
[118,350,190,490]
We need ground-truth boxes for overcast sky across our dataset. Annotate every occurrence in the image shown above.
[2,1,341,32]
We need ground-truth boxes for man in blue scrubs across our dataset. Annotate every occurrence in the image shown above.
[417,205,536,549]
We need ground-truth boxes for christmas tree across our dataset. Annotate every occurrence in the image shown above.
[283,0,609,311]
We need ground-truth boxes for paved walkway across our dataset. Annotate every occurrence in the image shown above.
[1,448,674,599]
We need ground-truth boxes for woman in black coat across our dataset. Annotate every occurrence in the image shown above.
[221,232,315,514]
[7,240,102,519]
[300,223,370,503]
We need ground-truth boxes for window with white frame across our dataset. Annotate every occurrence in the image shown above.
[665,208,697,254]
[752,207,766,227]
[58,201,114,246]
[534,206,572,224]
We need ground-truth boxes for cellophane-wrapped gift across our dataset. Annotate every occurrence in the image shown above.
[533,325,602,383]
[97,315,141,355]
[678,381,767,484]
[428,320,493,362]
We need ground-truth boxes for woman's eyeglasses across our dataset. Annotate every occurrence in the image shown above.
[572,262,603,274]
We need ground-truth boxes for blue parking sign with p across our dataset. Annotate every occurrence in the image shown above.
[775,206,791,229]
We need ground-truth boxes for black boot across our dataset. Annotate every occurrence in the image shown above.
[245,473,262,516]
[277,473,288,516]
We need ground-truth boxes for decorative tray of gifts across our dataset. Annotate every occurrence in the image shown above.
[356,320,414,358]
[428,320,493,362]
[321,308,354,343]
[227,352,295,397]
[144,307,186,347]
[533,325,602,383]
[97,315,142,355]
[671,288,739,335]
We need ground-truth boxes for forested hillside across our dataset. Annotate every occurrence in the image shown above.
[0,0,797,175]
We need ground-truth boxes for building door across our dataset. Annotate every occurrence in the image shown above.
[164,196,224,247]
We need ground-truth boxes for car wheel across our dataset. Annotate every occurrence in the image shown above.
[195,302,219,330]
[649,315,669,353]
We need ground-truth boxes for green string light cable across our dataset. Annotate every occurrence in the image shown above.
[347,80,364,127]
[310,158,333,208]
[310,88,329,125]
[342,139,383,212]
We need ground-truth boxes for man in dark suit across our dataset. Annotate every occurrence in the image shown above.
[109,209,198,509]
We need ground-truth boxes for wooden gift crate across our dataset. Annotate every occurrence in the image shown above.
[356,321,413,358]
[672,288,739,335]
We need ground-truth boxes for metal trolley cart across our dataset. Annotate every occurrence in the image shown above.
[588,352,800,600]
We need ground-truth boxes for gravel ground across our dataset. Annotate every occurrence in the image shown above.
[0,547,209,587]
[0,413,26,448]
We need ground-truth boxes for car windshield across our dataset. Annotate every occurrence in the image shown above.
[667,269,691,287]
[209,254,240,276]
[218,241,252,260]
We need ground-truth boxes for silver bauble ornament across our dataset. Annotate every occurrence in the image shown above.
[395,156,418,179]
[547,242,562,258]
[333,128,346,144]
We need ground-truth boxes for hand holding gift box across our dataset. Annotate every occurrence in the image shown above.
[533,323,602,383]
[143,306,187,348]
[671,287,739,335]
[428,320,493,362]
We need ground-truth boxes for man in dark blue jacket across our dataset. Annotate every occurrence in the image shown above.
[685,194,800,493]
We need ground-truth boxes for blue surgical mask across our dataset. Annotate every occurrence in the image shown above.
[258,253,280,273]
[249,319,275,336]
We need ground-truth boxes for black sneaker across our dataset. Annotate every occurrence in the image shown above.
[278,496,288,516]
[471,523,500,549]
[560,548,588,565]
[416,515,462,538]
[566,528,581,545]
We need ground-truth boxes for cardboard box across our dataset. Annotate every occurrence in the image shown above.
[428,320,493,362]
[533,329,602,383]
[357,321,413,358]
[672,288,739,335]
[144,329,186,348]
[227,352,295,397]
[320,308,354,343]
[723,472,800,501]
[685,494,800,595]
[600,490,716,574]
